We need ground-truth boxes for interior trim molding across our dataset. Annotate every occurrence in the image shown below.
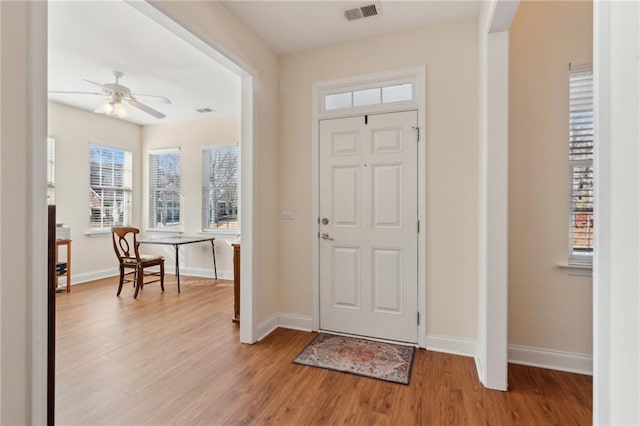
[257,313,279,341]
[426,334,477,358]
[508,344,593,375]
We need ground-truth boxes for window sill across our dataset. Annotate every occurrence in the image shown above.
[85,229,111,237]
[199,230,241,238]
[556,262,593,277]
[146,228,183,234]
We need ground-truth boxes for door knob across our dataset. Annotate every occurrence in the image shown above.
[321,218,329,225]
[321,233,334,241]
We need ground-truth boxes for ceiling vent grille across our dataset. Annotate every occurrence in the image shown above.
[344,3,380,22]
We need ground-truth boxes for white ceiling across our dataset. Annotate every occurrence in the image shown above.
[48,1,241,126]
[48,1,480,125]
[221,0,481,54]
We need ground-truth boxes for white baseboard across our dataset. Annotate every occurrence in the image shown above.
[426,334,477,358]
[474,356,484,383]
[258,313,313,341]
[180,267,233,281]
[60,268,119,287]
[508,344,592,375]
[257,313,279,341]
[278,313,313,332]
[58,266,232,288]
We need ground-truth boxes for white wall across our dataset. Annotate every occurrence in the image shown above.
[509,1,593,360]
[279,19,480,343]
[594,1,640,423]
[48,101,142,283]
[141,117,240,279]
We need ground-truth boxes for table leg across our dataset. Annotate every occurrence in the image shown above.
[210,240,218,279]
[175,244,181,293]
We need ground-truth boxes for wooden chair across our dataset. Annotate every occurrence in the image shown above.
[111,227,164,298]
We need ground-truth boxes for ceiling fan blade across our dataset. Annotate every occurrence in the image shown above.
[48,90,106,96]
[131,94,172,104]
[126,98,165,119]
[83,79,111,93]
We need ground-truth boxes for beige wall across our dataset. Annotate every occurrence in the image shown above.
[509,1,593,355]
[0,2,30,422]
[142,117,240,278]
[279,20,480,340]
[48,101,142,280]
[151,1,280,322]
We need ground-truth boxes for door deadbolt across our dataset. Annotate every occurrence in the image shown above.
[321,218,329,225]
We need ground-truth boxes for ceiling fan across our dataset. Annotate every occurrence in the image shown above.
[49,71,171,119]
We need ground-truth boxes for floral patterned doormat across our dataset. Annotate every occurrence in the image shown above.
[293,333,416,385]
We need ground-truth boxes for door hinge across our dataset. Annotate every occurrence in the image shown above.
[365,115,368,125]
[417,312,420,325]
[412,126,420,142]
[417,220,420,233]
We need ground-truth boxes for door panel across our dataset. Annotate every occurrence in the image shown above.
[319,110,418,343]
[331,246,361,309]
[332,166,360,227]
[372,248,403,313]
[372,164,402,228]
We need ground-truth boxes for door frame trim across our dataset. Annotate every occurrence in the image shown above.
[311,67,427,348]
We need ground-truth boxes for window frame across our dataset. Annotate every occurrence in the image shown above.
[148,147,182,231]
[88,143,133,233]
[568,64,594,266]
[201,145,240,234]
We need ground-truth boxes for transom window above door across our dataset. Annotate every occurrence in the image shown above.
[324,82,413,111]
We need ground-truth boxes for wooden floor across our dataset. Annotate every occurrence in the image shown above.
[56,276,592,425]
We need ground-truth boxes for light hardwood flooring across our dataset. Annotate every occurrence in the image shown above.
[56,276,592,425]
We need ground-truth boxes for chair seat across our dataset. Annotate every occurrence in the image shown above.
[122,254,164,264]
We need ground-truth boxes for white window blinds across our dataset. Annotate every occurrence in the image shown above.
[569,64,593,260]
[149,148,181,228]
[89,145,132,229]
[47,137,55,205]
[202,146,239,231]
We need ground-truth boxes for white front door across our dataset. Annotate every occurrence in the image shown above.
[319,110,419,343]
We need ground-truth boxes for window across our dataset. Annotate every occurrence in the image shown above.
[202,146,239,231]
[89,145,132,230]
[149,148,181,228]
[569,64,593,263]
[324,82,414,111]
[47,137,55,205]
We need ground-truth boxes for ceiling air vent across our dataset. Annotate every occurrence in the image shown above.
[344,3,380,22]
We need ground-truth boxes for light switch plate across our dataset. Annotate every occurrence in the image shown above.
[281,207,294,220]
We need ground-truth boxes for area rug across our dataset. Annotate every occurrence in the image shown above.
[293,333,415,385]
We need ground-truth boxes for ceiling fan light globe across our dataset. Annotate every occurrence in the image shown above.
[95,101,114,115]
[112,101,127,118]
